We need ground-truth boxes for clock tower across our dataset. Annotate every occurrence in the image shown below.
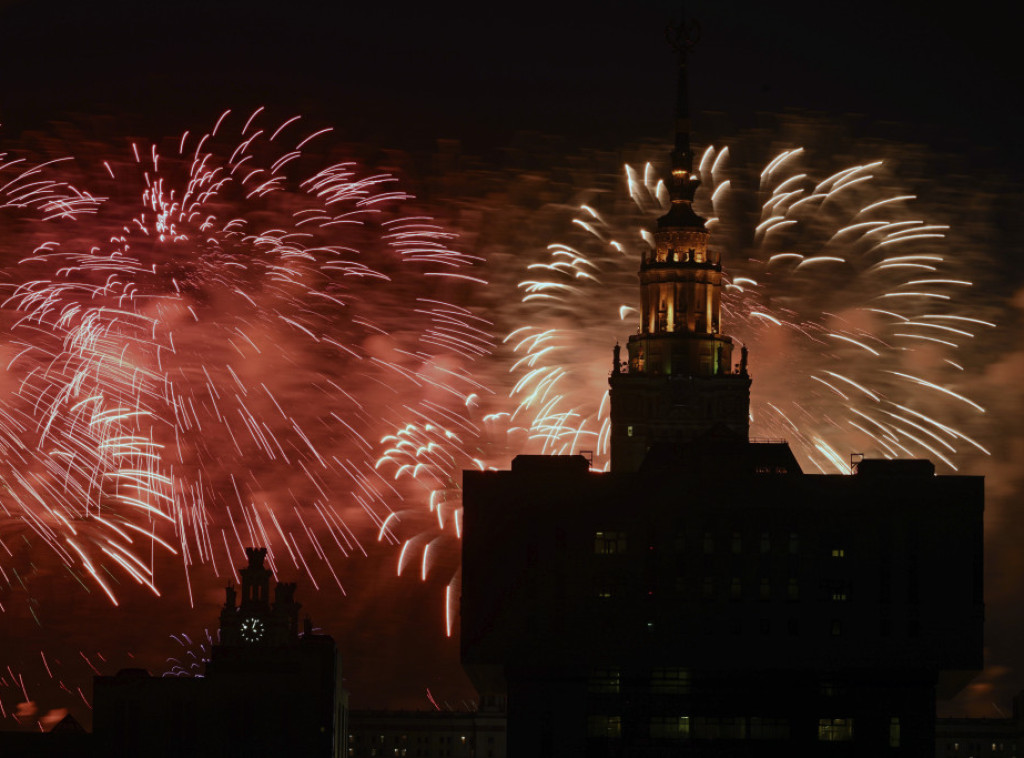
[608,15,750,472]
[217,547,302,648]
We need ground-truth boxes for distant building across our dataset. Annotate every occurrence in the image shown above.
[937,693,1024,757]
[460,15,984,758]
[348,703,506,758]
[92,547,346,758]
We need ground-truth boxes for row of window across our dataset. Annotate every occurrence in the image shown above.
[596,577,861,604]
[589,672,904,701]
[945,741,1016,754]
[594,530,848,557]
[348,750,493,758]
[589,668,691,694]
[350,735,490,745]
[586,716,895,744]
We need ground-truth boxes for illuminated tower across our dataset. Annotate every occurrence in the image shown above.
[609,17,750,472]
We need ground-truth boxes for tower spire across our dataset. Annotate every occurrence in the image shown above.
[607,7,751,472]
[661,7,704,229]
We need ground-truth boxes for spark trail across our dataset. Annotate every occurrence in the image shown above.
[0,111,491,612]
[506,144,992,474]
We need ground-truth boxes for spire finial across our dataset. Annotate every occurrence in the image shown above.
[666,7,701,179]
[659,5,705,230]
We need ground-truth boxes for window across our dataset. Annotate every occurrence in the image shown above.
[818,718,854,742]
[787,578,799,601]
[831,547,846,558]
[831,619,842,636]
[588,715,622,739]
[703,532,715,554]
[749,717,789,740]
[694,717,746,740]
[760,532,771,554]
[649,716,690,739]
[594,531,626,554]
[788,532,799,554]
[759,577,771,600]
[702,577,715,599]
[831,590,848,602]
[627,425,634,437]
[731,532,742,554]
[730,577,742,600]
[820,682,838,697]
[890,717,901,748]
[589,669,621,694]
[651,668,691,694]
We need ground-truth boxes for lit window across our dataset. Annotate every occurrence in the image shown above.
[588,669,621,694]
[831,591,848,602]
[890,718,901,748]
[587,715,622,739]
[651,668,691,694]
[818,718,854,742]
[831,547,846,558]
[627,425,634,437]
[594,531,627,554]
[649,716,691,739]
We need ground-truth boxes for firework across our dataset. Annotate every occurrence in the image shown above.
[505,141,992,474]
[0,110,491,615]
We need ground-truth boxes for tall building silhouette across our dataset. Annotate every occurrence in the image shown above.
[461,15,984,758]
[93,547,345,758]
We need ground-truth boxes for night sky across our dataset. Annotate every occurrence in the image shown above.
[1,0,1023,726]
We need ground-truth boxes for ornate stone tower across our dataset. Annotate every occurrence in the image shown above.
[218,547,302,647]
[609,16,750,472]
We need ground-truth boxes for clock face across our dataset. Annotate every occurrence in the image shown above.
[240,616,266,644]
